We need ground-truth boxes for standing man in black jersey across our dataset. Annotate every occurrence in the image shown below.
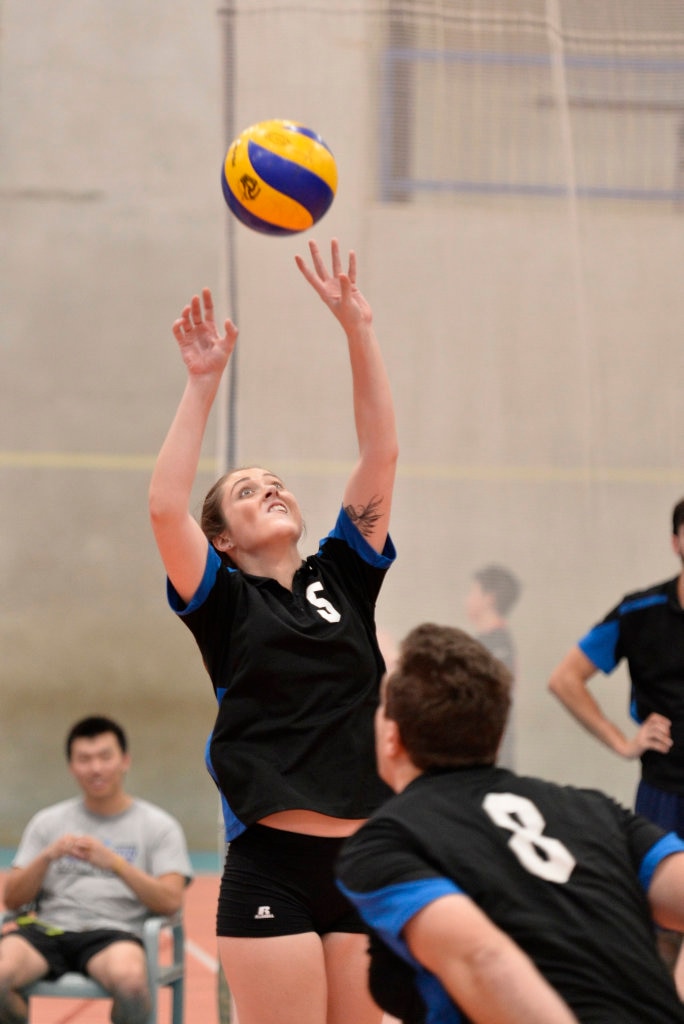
[548,496,684,986]
[336,623,684,1024]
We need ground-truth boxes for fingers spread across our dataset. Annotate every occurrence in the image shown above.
[330,237,342,278]
[308,239,328,279]
[202,287,215,320]
[190,295,203,323]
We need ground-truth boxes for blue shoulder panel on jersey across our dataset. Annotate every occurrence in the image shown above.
[337,876,460,943]
[619,592,668,614]
[638,832,684,891]
[578,619,620,673]
[337,876,464,1024]
[167,544,224,615]
[578,591,669,673]
[321,506,397,568]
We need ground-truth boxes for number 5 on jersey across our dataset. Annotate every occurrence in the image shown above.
[306,581,341,623]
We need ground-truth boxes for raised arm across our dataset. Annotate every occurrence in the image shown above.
[295,239,398,554]
[404,894,580,1024]
[148,288,238,603]
[548,646,672,759]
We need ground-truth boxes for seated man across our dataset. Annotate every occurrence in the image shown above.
[0,715,193,1024]
[337,624,684,1024]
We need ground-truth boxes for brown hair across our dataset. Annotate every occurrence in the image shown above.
[385,623,512,770]
[673,498,684,535]
[200,472,236,567]
[473,564,521,616]
[201,473,230,540]
[200,466,302,568]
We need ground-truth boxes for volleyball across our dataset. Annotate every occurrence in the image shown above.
[221,119,338,236]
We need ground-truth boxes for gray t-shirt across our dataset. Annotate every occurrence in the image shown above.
[12,797,193,937]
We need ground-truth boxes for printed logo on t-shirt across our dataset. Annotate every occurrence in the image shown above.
[254,905,275,920]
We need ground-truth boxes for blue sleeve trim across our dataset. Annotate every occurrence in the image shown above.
[619,593,668,614]
[338,877,465,1024]
[337,876,461,939]
[166,545,223,616]
[639,833,684,890]
[578,619,620,674]
[322,506,396,568]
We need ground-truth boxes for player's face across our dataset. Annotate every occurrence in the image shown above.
[69,732,130,802]
[465,580,490,625]
[220,467,303,551]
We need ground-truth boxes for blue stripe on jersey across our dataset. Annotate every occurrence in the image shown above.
[629,688,642,724]
[322,506,396,568]
[578,592,668,673]
[204,729,246,842]
[419,974,463,1024]
[638,832,684,890]
[337,876,460,950]
[167,544,224,615]
[338,877,463,1024]
[578,619,620,673]
[619,593,669,614]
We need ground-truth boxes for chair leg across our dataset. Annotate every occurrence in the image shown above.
[171,977,184,1024]
[146,981,158,1024]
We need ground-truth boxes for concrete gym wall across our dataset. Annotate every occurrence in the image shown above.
[2,0,683,848]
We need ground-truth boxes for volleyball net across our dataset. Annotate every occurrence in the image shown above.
[217,0,684,803]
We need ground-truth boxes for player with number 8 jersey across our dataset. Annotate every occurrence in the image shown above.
[336,623,684,1024]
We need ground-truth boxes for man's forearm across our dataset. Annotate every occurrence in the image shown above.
[3,854,51,910]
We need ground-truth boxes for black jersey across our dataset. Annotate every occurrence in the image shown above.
[169,507,395,839]
[578,577,684,792]
[337,766,684,1024]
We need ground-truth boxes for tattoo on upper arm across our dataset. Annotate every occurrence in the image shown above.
[344,496,383,538]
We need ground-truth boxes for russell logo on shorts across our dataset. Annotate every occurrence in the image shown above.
[254,905,275,920]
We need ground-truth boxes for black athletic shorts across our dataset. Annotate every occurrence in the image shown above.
[217,823,366,938]
[12,922,143,979]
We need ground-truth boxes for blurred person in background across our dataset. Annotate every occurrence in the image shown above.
[548,497,684,988]
[0,715,193,1024]
[465,563,521,768]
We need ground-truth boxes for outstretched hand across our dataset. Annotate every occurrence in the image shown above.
[295,238,373,331]
[172,287,238,377]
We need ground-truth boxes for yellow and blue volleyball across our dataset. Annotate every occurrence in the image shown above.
[221,119,338,236]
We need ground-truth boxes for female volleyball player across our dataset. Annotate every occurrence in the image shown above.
[149,239,397,1024]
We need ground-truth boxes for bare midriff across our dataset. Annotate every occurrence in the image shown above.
[258,808,367,837]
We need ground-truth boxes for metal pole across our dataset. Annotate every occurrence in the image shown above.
[217,0,239,475]
[216,5,238,1021]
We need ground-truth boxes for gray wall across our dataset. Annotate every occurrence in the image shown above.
[2,1,683,848]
